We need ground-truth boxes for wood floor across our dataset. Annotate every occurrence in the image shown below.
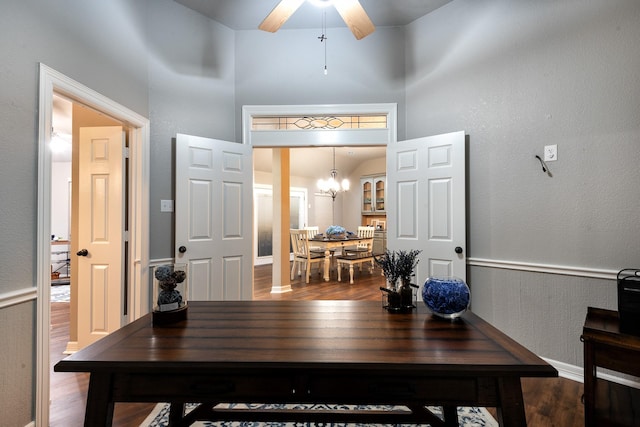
[50,263,584,426]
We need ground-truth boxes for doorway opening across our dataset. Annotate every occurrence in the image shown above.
[254,185,308,266]
[36,64,150,427]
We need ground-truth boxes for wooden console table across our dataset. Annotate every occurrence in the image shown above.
[55,300,557,427]
[582,307,640,427]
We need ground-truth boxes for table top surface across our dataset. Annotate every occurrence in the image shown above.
[309,235,371,242]
[583,306,640,349]
[55,300,557,378]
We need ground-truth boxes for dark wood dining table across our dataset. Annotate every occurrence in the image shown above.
[54,300,557,427]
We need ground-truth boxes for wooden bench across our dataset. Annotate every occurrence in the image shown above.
[336,253,374,284]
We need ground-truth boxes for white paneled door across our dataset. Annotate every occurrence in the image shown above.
[77,126,125,349]
[386,131,466,284]
[175,134,253,301]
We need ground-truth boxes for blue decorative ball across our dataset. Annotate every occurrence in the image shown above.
[422,276,470,319]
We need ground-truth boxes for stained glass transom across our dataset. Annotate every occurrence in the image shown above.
[252,115,387,131]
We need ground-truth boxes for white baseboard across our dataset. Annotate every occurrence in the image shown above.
[544,357,584,383]
[64,341,79,354]
[545,357,640,389]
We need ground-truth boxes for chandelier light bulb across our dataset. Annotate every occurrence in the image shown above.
[317,148,349,199]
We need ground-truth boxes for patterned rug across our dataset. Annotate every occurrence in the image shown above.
[51,284,70,302]
[140,402,498,427]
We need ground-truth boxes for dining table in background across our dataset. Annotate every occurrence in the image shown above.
[308,235,374,281]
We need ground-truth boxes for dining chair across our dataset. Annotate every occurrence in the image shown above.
[336,238,374,284]
[304,225,336,259]
[290,229,325,283]
[344,226,375,255]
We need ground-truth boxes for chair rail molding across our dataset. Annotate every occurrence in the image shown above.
[0,287,37,309]
[467,257,618,281]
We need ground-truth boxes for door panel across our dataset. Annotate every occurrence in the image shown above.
[387,131,466,286]
[77,126,125,349]
[175,134,253,301]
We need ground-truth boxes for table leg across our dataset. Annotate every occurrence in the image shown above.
[168,402,184,426]
[84,372,114,427]
[323,249,331,281]
[442,405,459,426]
[495,377,527,427]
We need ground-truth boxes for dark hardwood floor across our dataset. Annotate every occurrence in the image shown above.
[50,263,584,426]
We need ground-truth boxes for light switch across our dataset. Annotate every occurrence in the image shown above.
[160,199,174,212]
[544,145,557,162]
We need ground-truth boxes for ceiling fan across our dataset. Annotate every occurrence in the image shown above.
[259,0,375,40]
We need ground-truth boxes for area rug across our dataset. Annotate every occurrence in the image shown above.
[51,284,70,302]
[140,402,498,427]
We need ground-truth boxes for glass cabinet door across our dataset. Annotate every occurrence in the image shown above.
[361,178,373,213]
[374,177,386,213]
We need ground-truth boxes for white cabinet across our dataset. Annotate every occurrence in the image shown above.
[360,175,386,214]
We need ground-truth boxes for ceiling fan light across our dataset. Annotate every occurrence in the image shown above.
[308,0,334,8]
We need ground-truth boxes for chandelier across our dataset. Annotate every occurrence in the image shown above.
[317,147,350,200]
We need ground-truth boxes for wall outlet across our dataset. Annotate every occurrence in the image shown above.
[544,144,558,162]
[160,199,174,212]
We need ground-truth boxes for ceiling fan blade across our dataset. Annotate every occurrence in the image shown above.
[259,0,306,33]
[333,0,375,40]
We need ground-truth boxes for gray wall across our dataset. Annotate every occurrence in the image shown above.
[147,0,236,260]
[234,26,407,141]
[0,0,236,424]
[0,1,148,424]
[405,0,640,366]
[2,0,640,424]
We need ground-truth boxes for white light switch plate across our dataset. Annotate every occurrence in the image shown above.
[544,144,558,162]
[160,199,174,212]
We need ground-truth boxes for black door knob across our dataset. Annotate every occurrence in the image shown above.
[77,249,88,256]
[454,246,463,254]
[178,246,187,253]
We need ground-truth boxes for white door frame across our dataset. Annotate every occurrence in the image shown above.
[35,63,150,427]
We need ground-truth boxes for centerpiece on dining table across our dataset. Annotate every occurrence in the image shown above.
[152,263,188,325]
[325,225,347,240]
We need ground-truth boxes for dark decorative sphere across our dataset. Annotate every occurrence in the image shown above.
[422,276,470,319]
[158,289,182,305]
[173,270,186,283]
[154,265,172,281]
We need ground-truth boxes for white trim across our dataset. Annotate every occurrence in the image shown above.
[242,103,397,147]
[545,357,640,389]
[544,357,584,384]
[467,257,618,280]
[36,63,150,427]
[0,287,37,309]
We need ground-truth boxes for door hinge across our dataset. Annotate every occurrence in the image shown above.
[124,147,130,159]
[124,230,129,242]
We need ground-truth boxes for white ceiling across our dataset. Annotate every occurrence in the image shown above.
[174,0,453,33]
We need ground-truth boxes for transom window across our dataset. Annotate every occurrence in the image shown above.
[251,114,387,131]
